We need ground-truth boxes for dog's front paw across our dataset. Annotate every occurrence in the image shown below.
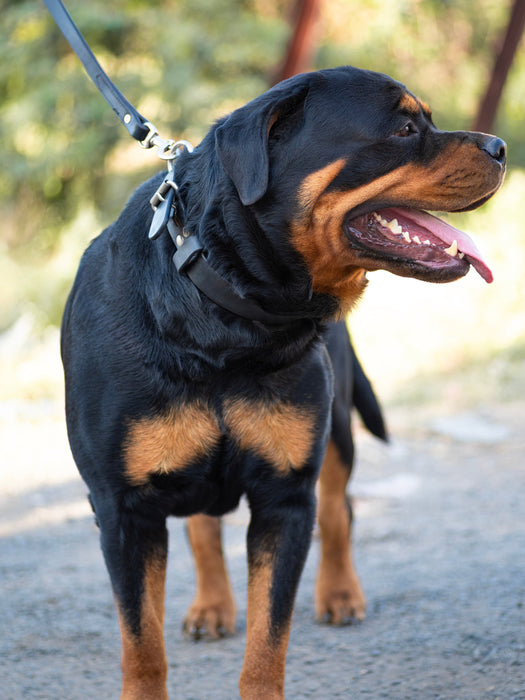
[183,595,236,640]
[315,561,366,625]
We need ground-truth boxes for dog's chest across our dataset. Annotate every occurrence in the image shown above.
[122,398,316,486]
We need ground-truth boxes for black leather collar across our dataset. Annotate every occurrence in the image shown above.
[148,175,311,328]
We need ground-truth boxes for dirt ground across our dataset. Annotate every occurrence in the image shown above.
[1,396,524,700]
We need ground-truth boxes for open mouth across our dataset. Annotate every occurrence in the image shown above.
[344,207,493,283]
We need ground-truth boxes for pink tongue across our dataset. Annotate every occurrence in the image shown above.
[386,207,493,283]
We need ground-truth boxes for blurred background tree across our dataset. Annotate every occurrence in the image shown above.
[1,0,523,339]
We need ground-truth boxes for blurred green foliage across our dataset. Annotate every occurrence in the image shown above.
[0,0,523,330]
[0,0,289,253]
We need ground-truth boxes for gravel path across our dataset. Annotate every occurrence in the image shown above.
[1,400,524,699]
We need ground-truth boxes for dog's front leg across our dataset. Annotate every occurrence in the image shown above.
[239,478,317,699]
[94,499,169,700]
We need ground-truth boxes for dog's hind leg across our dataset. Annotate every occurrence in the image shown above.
[315,439,366,624]
[93,495,169,700]
[183,514,236,639]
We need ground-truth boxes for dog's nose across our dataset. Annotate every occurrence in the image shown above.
[481,136,507,164]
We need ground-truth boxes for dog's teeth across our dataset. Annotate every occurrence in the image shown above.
[424,239,431,245]
[412,235,421,244]
[386,218,402,234]
[444,240,458,256]
[458,252,465,259]
[373,213,412,242]
[373,213,391,229]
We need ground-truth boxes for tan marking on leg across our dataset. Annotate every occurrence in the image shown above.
[123,402,221,485]
[224,399,315,475]
[118,555,168,700]
[184,514,236,638]
[315,440,366,623]
[239,553,289,700]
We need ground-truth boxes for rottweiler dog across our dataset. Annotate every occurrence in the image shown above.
[61,66,505,699]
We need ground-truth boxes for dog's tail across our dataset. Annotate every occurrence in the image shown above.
[352,349,388,442]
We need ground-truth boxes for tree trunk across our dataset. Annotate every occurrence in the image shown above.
[271,0,321,85]
[473,0,525,133]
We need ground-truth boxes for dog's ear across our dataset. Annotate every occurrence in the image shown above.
[215,81,310,206]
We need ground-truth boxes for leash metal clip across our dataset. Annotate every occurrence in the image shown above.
[139,121,193,170]
[148,136,194,239]
[150,178,178,212]
[148,178,179,240]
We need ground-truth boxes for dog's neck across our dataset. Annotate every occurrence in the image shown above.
[171,142,341,328]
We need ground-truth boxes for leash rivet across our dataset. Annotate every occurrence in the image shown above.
[124,114,131,124]
[176,234,184,247]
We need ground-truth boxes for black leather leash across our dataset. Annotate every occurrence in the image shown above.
[42,0,310,327]
[43,0,148,141]
[42,0,186,159]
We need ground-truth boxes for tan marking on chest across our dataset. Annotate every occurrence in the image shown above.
[123,403,221,485]
[224,399,315,475]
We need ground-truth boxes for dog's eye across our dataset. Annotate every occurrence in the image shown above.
[396,121,417,137]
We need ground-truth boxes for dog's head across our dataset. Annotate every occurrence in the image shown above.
[214,66,505,314]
